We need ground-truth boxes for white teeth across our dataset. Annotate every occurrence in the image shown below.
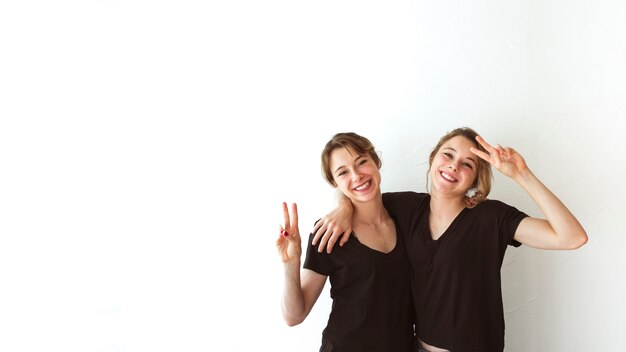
[355,181,370,191]
[441,172,456,182]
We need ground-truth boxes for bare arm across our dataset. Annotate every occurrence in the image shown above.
[510,168,588,249]
[471,136,588,250]
[281,264,327,326]
[277,202,327,326]
[310,190,354,253]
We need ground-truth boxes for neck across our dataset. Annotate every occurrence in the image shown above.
[352,197,388,226]
[429,191,465,218]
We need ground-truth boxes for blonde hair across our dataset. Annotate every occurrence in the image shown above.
[321,132,381,186]
[427,127,492,207]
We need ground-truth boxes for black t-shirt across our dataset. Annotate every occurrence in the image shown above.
[383,191,528,352]
[303,219,414,352]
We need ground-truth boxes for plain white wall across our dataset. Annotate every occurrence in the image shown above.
[1,1,625,351]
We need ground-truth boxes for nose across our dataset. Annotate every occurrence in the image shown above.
[352,170,363,182]
[448,161,458,171]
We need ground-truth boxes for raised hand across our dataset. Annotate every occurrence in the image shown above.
[276,202,302,263]
[470,136,588,250]
[470,135,529,180]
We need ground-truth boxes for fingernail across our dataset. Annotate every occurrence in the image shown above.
[282,230,289,237]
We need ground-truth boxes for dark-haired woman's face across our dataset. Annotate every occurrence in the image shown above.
[330,146,381,204]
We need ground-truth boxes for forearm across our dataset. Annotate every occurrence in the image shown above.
[335,189,352,209]
[281,260,307,326]
[514,168,588,248]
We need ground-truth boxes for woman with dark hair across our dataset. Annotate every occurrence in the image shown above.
[276,132,414,352]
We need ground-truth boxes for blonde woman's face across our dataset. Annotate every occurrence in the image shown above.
[429,136,478,197]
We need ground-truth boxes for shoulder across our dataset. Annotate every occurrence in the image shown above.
[474,199,510,210]
[382,192,429,219]
[383,191,429,203]
[471,199,528,219]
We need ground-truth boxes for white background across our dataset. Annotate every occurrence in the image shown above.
[1,1,625,351]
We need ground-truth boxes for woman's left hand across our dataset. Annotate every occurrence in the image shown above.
[470,135,529,179]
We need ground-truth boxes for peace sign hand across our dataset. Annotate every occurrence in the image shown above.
[276,202,302,264]
[470,135,529,180]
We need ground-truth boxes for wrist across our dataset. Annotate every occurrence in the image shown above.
[284,258,302,270]
[514,167,536,186]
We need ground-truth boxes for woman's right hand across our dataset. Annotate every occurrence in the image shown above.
[472,135,529,180]
[276,202,302,263]
[311,199,353,253]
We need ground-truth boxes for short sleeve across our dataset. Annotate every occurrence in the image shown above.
[496,201,528,248]
[303,232,333,276]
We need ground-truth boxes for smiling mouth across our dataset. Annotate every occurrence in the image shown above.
[440,171,457,182]
[354,181,370,191]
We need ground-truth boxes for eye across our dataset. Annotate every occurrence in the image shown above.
[443,152,452,159]
[337,170,347,177]
[463,162,474,169]
[358,159,368,166]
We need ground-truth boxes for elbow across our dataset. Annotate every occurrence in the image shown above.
[283,315,304,327]
[285,320,302,327]
[573,233,588,249]
[282,307,305,327]
[564,230,588,250]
